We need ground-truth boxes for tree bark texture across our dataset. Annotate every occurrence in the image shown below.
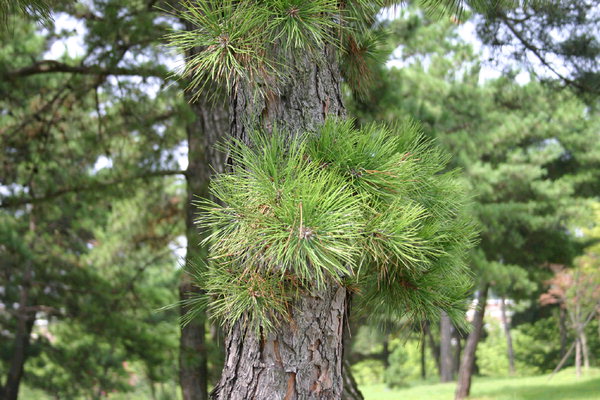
[440,311,454,382]
[211,47,348,400]
[455,284,489,400]
[180,25,229,399]
[212,286,348,400]
[500,296,515,375]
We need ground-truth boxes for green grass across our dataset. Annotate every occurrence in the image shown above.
[360,368,600,400]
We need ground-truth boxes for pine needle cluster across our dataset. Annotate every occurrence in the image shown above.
[164,0,393,99]
[192,119,476,331]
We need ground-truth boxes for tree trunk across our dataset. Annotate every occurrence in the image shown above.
[179,23,229,400]
[452,330,462,377]
[575,336,581,377]
[3,211,37,400]
[341,305,364,400]
[424,321,441,375]
[382,337,390,369]
[211,286,348,400]
[2,272,35,400]
[559,307,567,358]
[580,329,589,371]
[211,46,347,399]
[455,283,489,400]
[421,334,427,380]
[440,311,454,382]
[500,296,515,375]
[342,360,364,400]
[2,317,35,400]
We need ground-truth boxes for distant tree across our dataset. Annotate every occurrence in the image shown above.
[0,9,187,399]
[540,264,600,376]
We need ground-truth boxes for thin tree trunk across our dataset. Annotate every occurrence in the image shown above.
[440,311,454,382]
[559,307,567,358]
[575,336,581,377]
[211,46,346,399]
[500,296,516,375]
[2,312,35,400]
[455,283,489,400]
[549,306,599,380]
[421,334,427,380]
[179,21,229,400]
[382,337,390,369]
[2,210,36,400]
[341,306,364,400]
[424,321,441,375]
[580,329,589,370]
[453,330,462,377]
[342,360,364,400]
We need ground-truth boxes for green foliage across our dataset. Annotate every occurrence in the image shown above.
[478,318,542,376]
[0,9,187,398]
[384,345,410,388]
[165,0,402,97]
[191,118,476,331]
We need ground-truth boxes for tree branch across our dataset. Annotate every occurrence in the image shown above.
[4,60,171,79]
[1,169,185,208]
[499,15,592,94]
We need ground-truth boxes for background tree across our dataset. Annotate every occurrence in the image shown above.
[345,8,600,399]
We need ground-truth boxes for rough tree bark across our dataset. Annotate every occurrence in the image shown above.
[500,296,515,375]
[179,21,229,399]
[210,47,348,400]
[455,283,490,400]
[440,311,454,382]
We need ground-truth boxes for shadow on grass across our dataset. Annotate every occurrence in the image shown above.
[474,376,600,400]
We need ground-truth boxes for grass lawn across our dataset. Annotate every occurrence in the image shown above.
[360,368,600,400]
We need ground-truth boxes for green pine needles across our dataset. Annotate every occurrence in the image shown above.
[164,0,392,99]
[191,118,476,332]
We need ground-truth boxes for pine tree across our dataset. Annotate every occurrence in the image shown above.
[0,6,188,399]
[166,2,478,398]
